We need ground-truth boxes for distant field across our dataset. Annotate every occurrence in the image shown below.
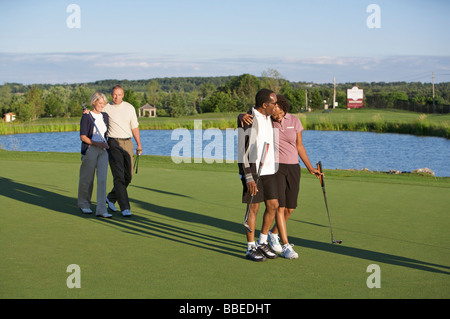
[1,151,449,299]
[1,109,449,138]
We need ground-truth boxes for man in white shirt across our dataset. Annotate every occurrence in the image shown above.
[238,88,280,261]
[104,85,143,217]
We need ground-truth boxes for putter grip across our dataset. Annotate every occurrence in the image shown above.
[317,161,324,187]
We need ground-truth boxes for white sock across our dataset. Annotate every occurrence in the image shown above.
[247,242,256,251]
[258,233,268,245]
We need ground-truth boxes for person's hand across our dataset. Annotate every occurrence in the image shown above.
[136,148,143,156]
[100,142,109,150]
[91,141,109,149]
[239,113,253,127]
[309,167,323,179]
[246,180,258,196]
[241,113,253,126]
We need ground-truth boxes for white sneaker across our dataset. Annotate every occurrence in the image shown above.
[121,209,132,217]
[106,198,117,212]
[80,208,92,214]
[268,231,282,253]
[96,212,112,218]
[281,244,299,259]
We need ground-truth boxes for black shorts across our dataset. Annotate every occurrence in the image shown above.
[241,173,278,204]
[274,163,301,209]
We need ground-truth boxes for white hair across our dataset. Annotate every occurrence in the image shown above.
[90,92,107,106]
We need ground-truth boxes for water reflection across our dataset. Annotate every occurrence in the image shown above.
[0,130,449,177]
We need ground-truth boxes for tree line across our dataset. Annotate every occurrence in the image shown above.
[1,72,449,121]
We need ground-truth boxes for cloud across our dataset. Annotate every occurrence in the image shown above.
[0,52,449,84]
[92,54,189,69]
[275,55,450,83]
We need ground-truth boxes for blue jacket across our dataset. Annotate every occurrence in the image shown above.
[80,112,109,155]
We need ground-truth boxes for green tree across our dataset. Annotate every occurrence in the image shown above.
[124,89,140,113]
[186,90,199,115]
[25,85,45,119]
[221,74,260,111]
[146,79,160,107]
[261,69,283,93]
[309,89,323,110]
[199,82,216,101]
[17,102,34,121]
[0,84,12,117]
[168,92,187,117]
[67,86,93,116]
[279,82,306,112]
[9,94,25,117]
[200,91,238,113]
[44,86,68,117]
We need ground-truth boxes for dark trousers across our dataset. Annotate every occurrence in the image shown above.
[107,138,134,211]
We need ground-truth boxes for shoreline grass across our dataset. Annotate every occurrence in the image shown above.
[1,109,449,138]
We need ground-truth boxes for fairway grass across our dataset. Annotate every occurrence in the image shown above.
[0,151,449,299]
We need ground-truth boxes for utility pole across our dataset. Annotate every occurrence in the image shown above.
[432,72,436,113]
[305,89,308,111]
[333,77,336,109]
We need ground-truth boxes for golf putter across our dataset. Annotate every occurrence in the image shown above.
[134,153,140,174]
[317,161,342,244]
[243,142,270,232]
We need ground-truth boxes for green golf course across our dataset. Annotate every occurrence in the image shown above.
[0,151,449,299]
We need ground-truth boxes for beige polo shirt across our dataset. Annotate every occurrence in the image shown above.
[104,101,139,139]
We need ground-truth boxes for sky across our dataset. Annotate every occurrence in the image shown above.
[1,0,449,85]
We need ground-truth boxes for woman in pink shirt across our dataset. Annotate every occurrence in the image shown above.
[240,95,321,258]
[269,95,321,258]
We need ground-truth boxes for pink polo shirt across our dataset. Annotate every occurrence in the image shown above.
[272,113,304,164]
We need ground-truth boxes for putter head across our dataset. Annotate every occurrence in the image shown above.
[242,222,252,233]
[332,240,343,244]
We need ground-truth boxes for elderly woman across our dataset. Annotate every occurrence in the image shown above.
[77,92,111,218]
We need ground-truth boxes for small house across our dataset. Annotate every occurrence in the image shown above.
[4,112,16,122]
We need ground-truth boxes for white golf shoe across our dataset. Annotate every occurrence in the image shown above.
[121,209,132,217]
[106,197,117,212]
[80,208,92,214]
[281,244,299,259]
[268,231,282,253]
[96,212,113,218]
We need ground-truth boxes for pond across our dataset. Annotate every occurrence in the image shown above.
[1,130,449,177]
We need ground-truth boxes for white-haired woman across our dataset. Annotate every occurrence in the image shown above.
[78,92,111,217]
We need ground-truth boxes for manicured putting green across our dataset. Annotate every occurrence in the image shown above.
[0,151,449,298]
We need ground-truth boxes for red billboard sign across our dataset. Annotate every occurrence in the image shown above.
[347,86,363,108]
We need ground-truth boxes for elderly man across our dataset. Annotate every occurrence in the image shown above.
[104,85,143,217]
